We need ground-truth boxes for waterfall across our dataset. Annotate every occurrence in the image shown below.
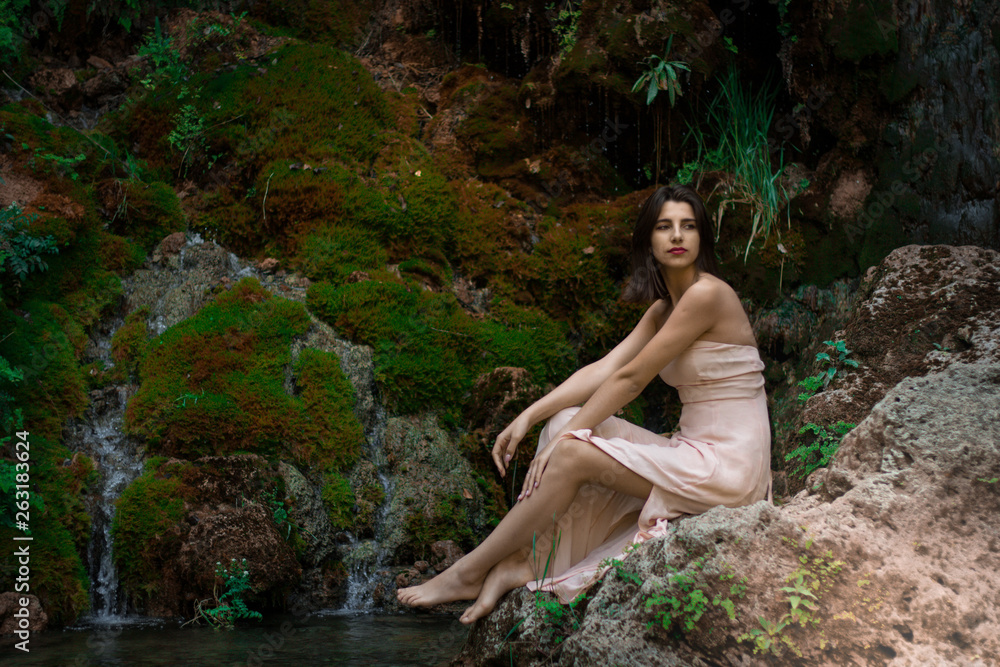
[64,317,144,621]
[79,388,144,619]
[342,404,394,611]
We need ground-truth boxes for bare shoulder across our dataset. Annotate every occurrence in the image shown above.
[682,274,735,304]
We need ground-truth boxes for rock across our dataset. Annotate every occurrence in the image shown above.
[114,455,303,618]
[258,258,280,273]
[86,55,113,70]
[430,541,464,573]
[0,593,47,635]
[380,416,488,564]
[456,360,1000,665]
[278,462,336,566]
[414,560,430,573]
[27,67,77,99]
[289,317,377,432]
[125,240,244,335]
[176,503,301,612]
[151,232,188,263]
[396,568,421,588]
[465,366,541,437]
[783,244,1000,490]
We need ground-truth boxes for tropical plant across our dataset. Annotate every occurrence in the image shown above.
[632,35,690,184]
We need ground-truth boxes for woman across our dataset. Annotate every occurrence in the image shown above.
[397,184,771,624]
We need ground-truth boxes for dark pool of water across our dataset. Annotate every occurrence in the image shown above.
[3,611,468,666]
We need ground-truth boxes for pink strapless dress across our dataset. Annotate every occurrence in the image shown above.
[525,340,771,603]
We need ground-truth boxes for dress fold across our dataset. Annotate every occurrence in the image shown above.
[525,341,771,603]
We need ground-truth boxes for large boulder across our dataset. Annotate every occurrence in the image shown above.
[455,360,1000,666]
[781,244,1000,488]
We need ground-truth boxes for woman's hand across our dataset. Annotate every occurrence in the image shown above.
[492,414,532,477]
[518,431,569,501]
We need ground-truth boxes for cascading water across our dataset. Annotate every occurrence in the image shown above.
[63,317,144,621]
[342,405,394,611]
[75,386,144,619]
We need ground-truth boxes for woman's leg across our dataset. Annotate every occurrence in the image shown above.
[396,437,653,607]
[459,550,534,624]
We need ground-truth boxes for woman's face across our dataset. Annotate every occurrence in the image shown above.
[650,200,700,269]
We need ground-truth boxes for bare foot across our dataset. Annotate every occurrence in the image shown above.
[397,563,485,608]
[459,556,533,625]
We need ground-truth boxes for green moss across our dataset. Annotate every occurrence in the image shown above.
[297,224,386,284]
[106,180,185,251]
[111,306,151,382]
[0,300,87,438]
[456,84,535,176]
[206,42,391,167]
[398,256,453,288]
[293,349,363,469]
[189,187,261,255]
[112,460,189,600]
[482,299,577,384]
[308,275,577,415]
[321,471,356,531]
[306,279,417,347]
[125,277,361,470]
[403,492,475,555]
[527,222,618,319]
[0,435,97,625]
[254,0,371,46]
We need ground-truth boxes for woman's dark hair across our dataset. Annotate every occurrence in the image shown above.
[622,184,721,303]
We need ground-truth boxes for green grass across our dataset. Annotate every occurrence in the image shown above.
[677,66,791,260]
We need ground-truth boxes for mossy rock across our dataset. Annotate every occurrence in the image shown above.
[321,471,355,531]
[298,225,389,285]
[252,0,372,46]
[308,272,577,415]
[112,459,189,601]
[125,276,362,470]
[101,180,185,252]
[0,437,97,626]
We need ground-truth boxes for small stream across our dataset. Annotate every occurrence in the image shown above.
[3,613,467,666]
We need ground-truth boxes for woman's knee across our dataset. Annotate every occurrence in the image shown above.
[538,407,581,451]
[546,437,590,480]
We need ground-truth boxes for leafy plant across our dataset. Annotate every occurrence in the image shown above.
[797,339,859,402]
[643,555,746,635]
[261,487,295,539]
[167,104,207,176]
[548,1,581,55]
[34,149,86,180]
[191,558,262,629]
[0,202,59,287]
[0,457,46,531]
[785,421,855,478]
[632,35,689,184]
[136,17,188,91]
[632,36,689,107]
[738,542,844,656]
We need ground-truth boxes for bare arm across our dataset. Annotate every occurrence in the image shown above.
[492,299,671,476]
[517,281,722,496]
[561,281,720,437]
